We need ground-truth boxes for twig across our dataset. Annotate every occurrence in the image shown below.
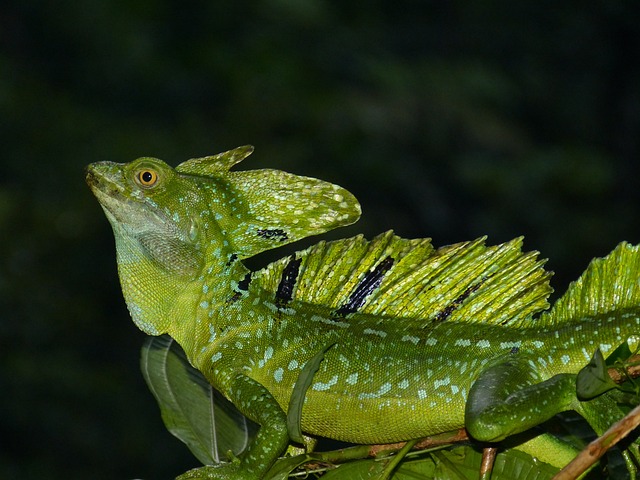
[367,428,469,457]
[480,447,498,480]
[608,354,640,383]
[552,403,640,480]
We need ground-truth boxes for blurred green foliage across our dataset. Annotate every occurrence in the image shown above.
[1,1,639,478]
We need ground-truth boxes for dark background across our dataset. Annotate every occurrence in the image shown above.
[1,2,639,479]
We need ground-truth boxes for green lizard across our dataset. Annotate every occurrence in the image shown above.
[86,145,640,479]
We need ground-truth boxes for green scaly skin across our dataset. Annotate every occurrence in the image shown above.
[87,146,640,479]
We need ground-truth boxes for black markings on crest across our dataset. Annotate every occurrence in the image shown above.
[226,253,238,266]
[228,272,252,304]
[238,272,252,291]
[334,256,395,317]
[257,228,289,242]
[227,292,242,304]
[432,283,481,323]
[275,256,302,308]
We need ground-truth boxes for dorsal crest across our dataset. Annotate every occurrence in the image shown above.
[541,242,640,326]
[252,231,554,328]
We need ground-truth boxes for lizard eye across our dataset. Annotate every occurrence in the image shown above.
[136,169,159,188]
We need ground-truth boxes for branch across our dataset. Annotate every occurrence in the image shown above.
[553,403,640,480]
[608,354,640,383]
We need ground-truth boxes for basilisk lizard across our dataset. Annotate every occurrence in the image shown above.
[87,146,640,479]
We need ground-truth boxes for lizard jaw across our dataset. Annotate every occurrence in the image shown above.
[85,162,168,232]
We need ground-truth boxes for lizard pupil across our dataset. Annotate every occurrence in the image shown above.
[137,169,158,187]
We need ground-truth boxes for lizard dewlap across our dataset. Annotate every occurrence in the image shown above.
[87,146,640,479]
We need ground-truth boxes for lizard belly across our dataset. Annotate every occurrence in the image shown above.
[253,338,479,444]
[300,384,468,444]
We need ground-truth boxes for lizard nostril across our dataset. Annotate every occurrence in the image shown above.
[85,167,96,185]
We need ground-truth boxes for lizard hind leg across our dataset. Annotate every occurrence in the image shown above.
[465,355,577,450]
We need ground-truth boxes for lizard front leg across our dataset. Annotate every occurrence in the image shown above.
[179,374,289,480]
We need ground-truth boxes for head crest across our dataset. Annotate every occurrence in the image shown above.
[176,145,255,176]
[178,146,361,258]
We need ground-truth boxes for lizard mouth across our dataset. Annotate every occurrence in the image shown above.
[86,163,122,195]
[85,162,150,227]
[84,165,101,193]
[86,163,126,215]
[85,162,172,236]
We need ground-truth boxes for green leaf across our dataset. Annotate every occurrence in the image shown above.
[140,335,258,465]
[485,448,560,480]
[263,453,315,480]
[287,343,334,444]
[319,458,387,479]
[577,348,618,400]
[391,446,559,480]
[604,341,634,366]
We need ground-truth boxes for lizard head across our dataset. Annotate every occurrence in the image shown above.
[86,155,207,335]
[86,145,361,335]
